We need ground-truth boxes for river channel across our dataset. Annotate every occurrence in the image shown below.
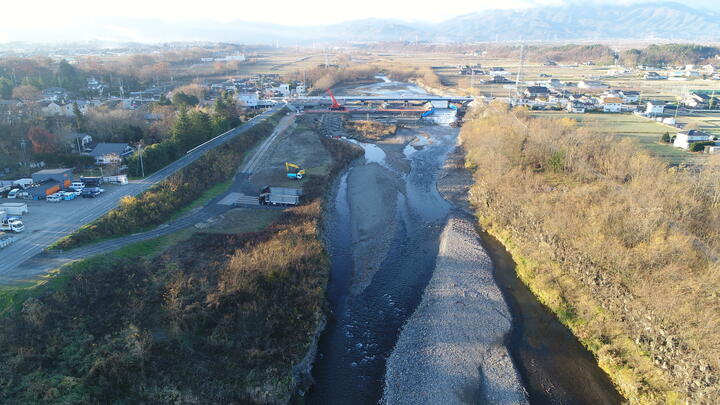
[307,78,622,404]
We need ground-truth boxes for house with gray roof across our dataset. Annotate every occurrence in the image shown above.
[89,143,134,165]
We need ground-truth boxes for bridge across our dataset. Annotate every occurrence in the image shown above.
[294,95,474,103]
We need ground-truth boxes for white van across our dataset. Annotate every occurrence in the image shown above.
[46,193,63,202]
[71,181,85,190]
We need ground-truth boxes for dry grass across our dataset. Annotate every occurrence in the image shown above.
[344,120,398,141]
[461,102,720,403]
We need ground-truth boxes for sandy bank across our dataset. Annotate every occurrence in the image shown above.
[383,216,527,404]
[346,163,399,295]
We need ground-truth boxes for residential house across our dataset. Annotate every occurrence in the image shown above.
[644,72,667,80]
[646,100,666,116]
[41,101,92,117]
[683,93,712,109]
[701,64,717,76]
[89,143,134,165]
[565,102,586,113]
[600,96,623,113]
[489,67,510,77]
[524,86,550,99]
[491,76,513,84]
[0,100,24,124]
[42,102,64,117]
[673,130,714,150]
[619,90,641,104]
[547,78,564,89]
[41,87,68,102]
[237,91,259,107]
[62,132,93,153]
[275,83,290,97]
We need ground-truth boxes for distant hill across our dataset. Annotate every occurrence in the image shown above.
[435,2,720,42]
[3,2,720,44]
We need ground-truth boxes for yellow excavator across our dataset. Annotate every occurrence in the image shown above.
[285,162,306,180]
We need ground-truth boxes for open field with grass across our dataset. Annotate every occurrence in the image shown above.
[531,111,705,165]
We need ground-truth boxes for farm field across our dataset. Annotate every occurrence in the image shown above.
[531,111,705,165]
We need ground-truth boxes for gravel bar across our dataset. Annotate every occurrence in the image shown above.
[383,215,528,404]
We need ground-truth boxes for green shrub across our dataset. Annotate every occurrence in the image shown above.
[689,141,715,152]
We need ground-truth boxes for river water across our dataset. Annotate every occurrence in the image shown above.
[307,78,622,404]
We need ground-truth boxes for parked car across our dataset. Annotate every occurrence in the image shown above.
[81,188,102,198]
[7,189,21,199]
[46,193,63,202]
[71,181,85,191]
[60,191,77,200]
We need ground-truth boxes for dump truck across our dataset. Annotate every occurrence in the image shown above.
[0,203,28,216]
[259,186,302,206]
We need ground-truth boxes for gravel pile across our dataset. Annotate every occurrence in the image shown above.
[383,216,528,404]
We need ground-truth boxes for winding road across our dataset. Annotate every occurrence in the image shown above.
[0,106,288,284]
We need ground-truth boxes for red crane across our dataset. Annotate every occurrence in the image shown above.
[326,88,345,111]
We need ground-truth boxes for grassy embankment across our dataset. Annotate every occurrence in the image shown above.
[0,131,363,403]
[51,109,286,251]
[531,111,704,166]
[460,102,719,404]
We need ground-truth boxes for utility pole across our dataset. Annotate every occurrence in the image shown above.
[515,43,526,101]
[19,139,27,168]
[137,142,145,178]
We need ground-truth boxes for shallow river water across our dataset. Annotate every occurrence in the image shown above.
[307,79,622,404]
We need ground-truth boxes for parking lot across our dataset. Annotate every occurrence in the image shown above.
[0,182,146,280]
[3,184,123,236]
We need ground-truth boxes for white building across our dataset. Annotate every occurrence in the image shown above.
[646,101,666,115]
[276,83,290,97]
[566,102,586,114]
[237,92,259,107]
[673,130,713,150]
[600,97,623,113]
[619,90,640,103]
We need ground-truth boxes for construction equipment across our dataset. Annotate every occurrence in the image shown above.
[285,162,306,180]
[326,89,345,111]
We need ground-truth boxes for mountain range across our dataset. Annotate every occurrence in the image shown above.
[4,2,720,44]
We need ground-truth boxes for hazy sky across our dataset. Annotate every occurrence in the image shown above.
[4,0,719,28]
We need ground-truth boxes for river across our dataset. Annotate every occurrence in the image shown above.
[306,78,623,404]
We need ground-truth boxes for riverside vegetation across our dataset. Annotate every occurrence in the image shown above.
[0,132,363,403]
[460,102,719,404]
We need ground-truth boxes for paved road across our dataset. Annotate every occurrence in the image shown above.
[0,106,283,283]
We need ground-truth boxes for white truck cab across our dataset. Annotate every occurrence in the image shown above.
[0,211,24,233]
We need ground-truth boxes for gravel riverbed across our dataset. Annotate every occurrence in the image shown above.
[383,215,528,404]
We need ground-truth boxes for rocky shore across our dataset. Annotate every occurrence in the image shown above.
[383,216,527,404]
